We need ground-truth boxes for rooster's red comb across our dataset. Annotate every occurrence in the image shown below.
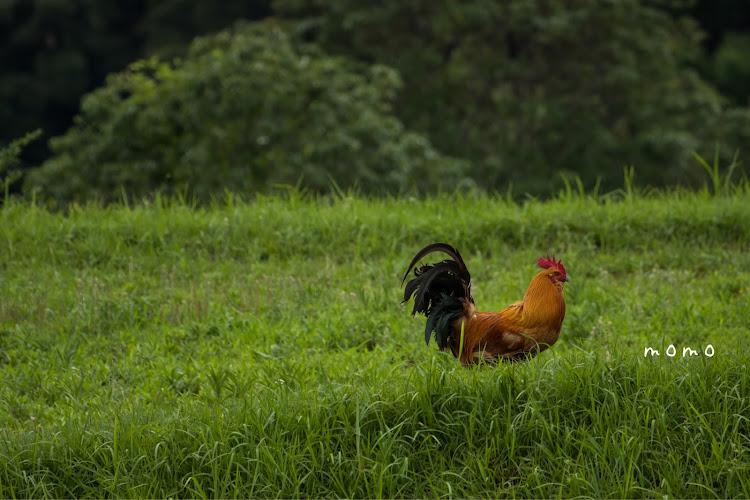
[538,253,566,276]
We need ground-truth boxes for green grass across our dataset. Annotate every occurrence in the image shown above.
[1,187,749,498]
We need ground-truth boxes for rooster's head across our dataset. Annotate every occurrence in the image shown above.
[538,254,569,286]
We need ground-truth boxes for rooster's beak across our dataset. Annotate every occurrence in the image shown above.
[561,276,570,283]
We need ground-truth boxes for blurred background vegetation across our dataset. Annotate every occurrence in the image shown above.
[1,0,749,203]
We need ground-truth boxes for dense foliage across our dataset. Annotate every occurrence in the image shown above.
[276,0,750,195]
[5,0,750,201]
[25,23,467,203]
[0,0,272,164]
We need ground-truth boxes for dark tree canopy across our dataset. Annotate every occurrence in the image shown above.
[25,22,468,204]
[0,0,272,164]
[275,0,750,195]
[3,0,750,202]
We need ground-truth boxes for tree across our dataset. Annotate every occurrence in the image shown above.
[0,0,272,167]
[25,22,467,204]
[1,130,42,201]
[275,0,747,195]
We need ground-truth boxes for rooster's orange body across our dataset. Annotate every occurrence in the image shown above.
[403,243,568,364]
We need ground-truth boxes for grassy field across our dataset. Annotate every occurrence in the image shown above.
[1,187,749,498]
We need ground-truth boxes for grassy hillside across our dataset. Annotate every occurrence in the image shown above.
[0,188,749,497]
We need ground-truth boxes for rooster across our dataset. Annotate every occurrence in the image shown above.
[402,243,568,364]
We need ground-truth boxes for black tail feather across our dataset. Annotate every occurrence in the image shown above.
[401,243,470,285]
[424,293,464,349]
[402,243,473,349]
